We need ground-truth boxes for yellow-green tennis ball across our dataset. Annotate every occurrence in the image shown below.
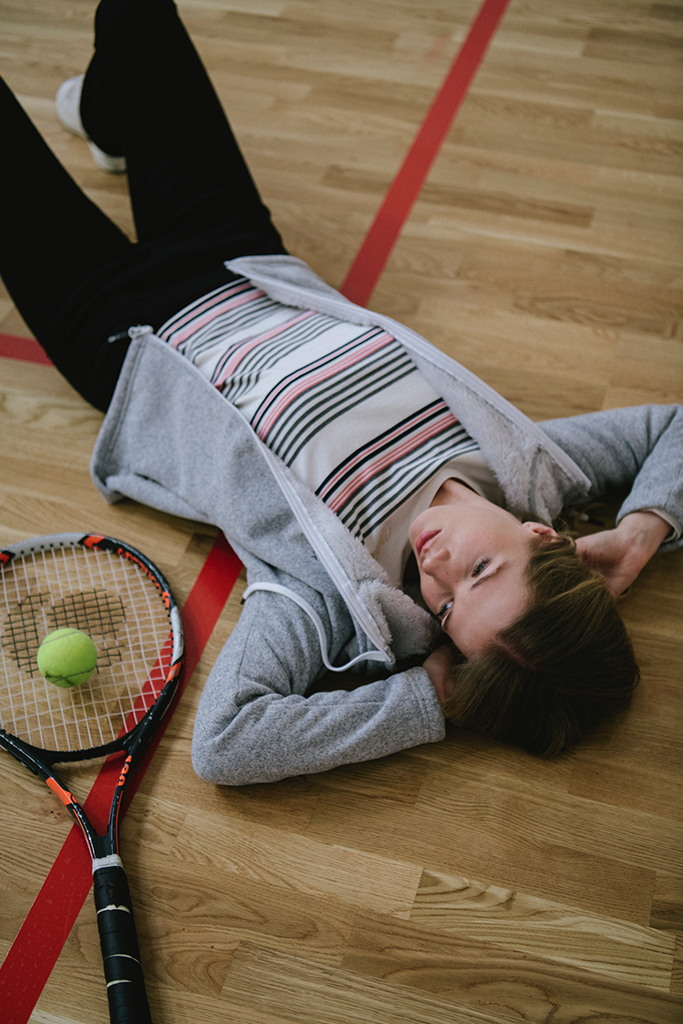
[37,628,98,688]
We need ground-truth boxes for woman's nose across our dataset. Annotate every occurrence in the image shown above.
[422,546,449,575]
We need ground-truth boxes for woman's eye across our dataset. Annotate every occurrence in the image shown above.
[472,558,489,577]
[438,601,453,626]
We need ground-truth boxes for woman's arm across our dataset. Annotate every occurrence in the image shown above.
[574,511,672,597]
[423,644,460,707]
[191,584,445,785]
[540,404,682,541]
[540,404,683,591]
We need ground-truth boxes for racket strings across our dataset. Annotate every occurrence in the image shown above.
[2,588,126,673]
[2,590,50,674]
[0,544,174,752]
[50,587,127,665]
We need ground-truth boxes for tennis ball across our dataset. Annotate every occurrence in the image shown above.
[37,628,98,688]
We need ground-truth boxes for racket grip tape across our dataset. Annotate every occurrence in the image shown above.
[93,864,153,1024]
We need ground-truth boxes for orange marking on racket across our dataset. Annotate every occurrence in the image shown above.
[46,778,74,807]
[82,535,106,549]
[116,756,132,788]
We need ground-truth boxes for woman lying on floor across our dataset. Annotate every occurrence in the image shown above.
[2,0,681,783]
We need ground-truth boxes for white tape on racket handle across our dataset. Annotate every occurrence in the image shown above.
[92,854,124,873]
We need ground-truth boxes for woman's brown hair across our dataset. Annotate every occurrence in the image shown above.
[443,535,640,756]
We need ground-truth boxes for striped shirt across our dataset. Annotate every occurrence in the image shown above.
[159,278,502,586]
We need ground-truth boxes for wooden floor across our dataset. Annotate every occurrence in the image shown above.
[1,1,682,1021]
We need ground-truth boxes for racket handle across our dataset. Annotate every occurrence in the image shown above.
[93,860,153,1024]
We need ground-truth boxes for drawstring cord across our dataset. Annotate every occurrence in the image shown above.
[242,581,388,673]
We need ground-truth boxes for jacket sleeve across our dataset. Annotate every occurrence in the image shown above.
[539,403,683,550]
[191,584,446,785]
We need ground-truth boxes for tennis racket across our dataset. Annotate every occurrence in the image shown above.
[0,532,184,1024]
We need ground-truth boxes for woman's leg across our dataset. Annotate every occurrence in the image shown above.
[80,0,285,255]
[0,77,137,406]
[0,0,287,411]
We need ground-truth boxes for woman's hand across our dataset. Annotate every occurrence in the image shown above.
[575,511,671,597]
[423,644,458,708]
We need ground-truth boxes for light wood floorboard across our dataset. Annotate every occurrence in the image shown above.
[0,1,681,1021]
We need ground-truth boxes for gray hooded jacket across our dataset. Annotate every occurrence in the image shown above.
[90,256,683,784]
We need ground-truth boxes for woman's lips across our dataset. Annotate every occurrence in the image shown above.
[415,530,440,557]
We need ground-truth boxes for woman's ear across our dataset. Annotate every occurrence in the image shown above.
[523,521,560,543]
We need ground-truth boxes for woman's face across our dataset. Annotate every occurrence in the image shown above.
[409,482,557,656]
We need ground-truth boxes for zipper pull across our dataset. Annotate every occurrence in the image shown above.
[107,325,153,344]
[128,324,153,339]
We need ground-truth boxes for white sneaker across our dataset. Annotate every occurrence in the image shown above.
[55,75,126,174]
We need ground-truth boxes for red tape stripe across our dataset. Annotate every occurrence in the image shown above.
[0,533,243,1023]
[0,332,53,365]
[340,0,511,306]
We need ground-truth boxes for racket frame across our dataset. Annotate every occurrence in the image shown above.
[0,532,184,1024]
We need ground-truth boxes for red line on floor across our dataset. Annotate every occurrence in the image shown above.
[0,332,53,365]
[340,0,511,307]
